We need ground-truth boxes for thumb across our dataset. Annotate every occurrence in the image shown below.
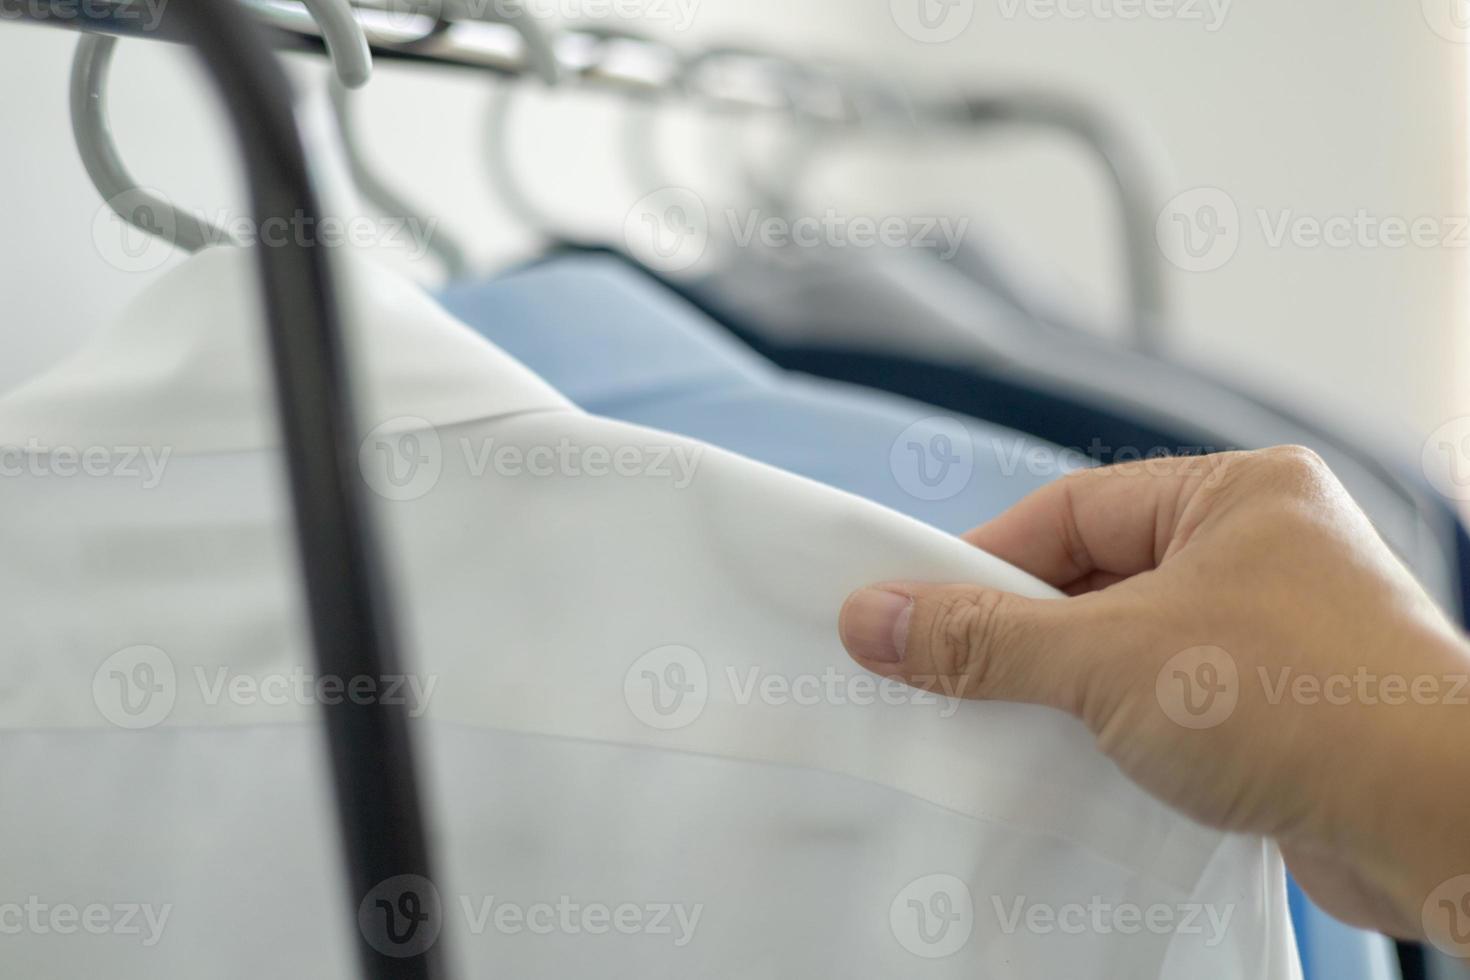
[837,582,1115,717]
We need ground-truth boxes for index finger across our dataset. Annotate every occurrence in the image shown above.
[962,453,1235,591]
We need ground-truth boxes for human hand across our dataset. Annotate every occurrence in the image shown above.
[839,447,1470,943]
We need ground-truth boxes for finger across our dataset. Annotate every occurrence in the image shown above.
[960,453,1235,589]
[1062,570,1129,596]
[838,582,1126,717]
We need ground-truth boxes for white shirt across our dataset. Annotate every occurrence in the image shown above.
[0,245,1299,978]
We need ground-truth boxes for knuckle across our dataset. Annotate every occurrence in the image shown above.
[1256,445,1330,484]
[925,589,1015,692]
[1205,445,1337,510]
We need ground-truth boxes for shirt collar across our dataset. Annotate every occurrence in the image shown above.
[0,244,574,455]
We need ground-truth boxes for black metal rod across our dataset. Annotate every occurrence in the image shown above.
[9,3,448,978]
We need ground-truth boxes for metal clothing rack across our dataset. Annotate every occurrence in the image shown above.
[7,2,448,979]
[12,0,1167,343]
[255,0,1173,348]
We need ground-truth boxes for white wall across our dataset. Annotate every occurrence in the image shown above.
[0,0,1465,469]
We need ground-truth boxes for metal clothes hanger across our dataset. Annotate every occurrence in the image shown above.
[626,45,1168,350]
[70,0,372,253]
[946,89,1169,350]
[757,77,1173,350]
[747,63,922,220]
[733,68,1120,336]
[329,0,561,280]
[679,45,856,219]
[481,32,875,259]
[484,23,675,246]
[615,43,872,266]
[560,24,682,208]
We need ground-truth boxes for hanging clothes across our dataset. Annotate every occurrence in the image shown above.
[0,245,1299,979]
[642,239,1465,624]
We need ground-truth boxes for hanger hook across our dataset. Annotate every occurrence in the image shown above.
[300,0,373,87]
[487,24,674,243]
[760,64,919,220]
[487,0,563,85]
[667,51,921,226]
[328,18,472,277]
[603,30,688,200]
[628,45,827,226]
[333,0,558,277]
[72,0,373,253]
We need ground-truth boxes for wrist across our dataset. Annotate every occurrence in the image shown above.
[1368,655,1470,945]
